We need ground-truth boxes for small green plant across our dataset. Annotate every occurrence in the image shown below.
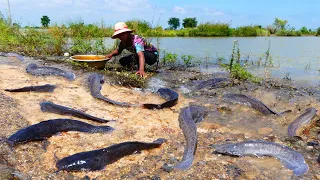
[181,54,194,67]
[102,70,146,88]
[304,63,311,72]
[283,72,292,81]
[161,51,178,66]
[229,40,240,71]
[221,40,262,83]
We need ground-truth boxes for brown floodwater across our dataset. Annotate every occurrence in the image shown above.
[0,56,319,180]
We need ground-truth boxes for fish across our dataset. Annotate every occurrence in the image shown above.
[4,84,56,92]
[40,101,113,123]
[7,119,114,147]
[0,52,24,61]
[55,138,167,172]
[162,106,198,172]
[222,93,291,115]
[213,140,309,176]
[288,107,317,137]
[173,106,198,170]
[26,63,75,81]
[143,88,179,109]
[88,73,134,107]
[193,78,229,91]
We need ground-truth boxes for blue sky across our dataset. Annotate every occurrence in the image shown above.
[0,0,319,29]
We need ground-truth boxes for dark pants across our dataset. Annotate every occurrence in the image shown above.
[119,51,158,68]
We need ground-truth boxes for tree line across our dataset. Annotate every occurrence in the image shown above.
[168,17,320,35]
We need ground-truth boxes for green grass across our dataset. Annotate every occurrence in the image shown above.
[221,40,262,83]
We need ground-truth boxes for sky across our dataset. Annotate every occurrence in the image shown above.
[0,0,319,29]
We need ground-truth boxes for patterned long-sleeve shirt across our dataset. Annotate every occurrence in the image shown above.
[117,35,158,56]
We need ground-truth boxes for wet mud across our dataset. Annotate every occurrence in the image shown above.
[0,56,319,179]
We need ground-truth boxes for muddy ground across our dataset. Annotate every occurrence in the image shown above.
[0,56,319,180]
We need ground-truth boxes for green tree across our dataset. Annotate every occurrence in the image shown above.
[12,22,20,28]
[273,18,288,30]
[168,17,180,30]
[300,26,309,34]
[41,15,50,27]
[317,27,320,36]
[182,17,197,28]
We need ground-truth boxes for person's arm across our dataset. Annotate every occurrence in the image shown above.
[105,41,124,59]
[105,49,119,59]
[136,51,146,77]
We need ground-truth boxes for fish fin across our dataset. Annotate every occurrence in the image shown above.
[280,159,309,176]
[279,159,294,170]
[293,164,309,176]
[1,137,15,152]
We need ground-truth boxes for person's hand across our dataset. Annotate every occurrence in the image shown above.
[105,53,113,60]
[136,70,146,78]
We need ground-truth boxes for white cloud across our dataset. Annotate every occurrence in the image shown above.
[173,6,186,14]
[5,0,73,8]
[204,8,225,16]
[104,0,151,13]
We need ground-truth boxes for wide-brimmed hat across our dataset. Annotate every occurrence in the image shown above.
[111,22,133,39]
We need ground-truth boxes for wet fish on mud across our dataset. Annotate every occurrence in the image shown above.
[222,93,291,115]
[55,138,167,172]
[7,118,114,147]
[143,88,179,109]
[88,73,134,107]
[213,140,309,176]
[26,63,75,81]
[288,107,317,137]
[162,106,198,172]
[193,78,230,91]
[5,84,56,92]
[0,52,24,61]
[40,101,113,123]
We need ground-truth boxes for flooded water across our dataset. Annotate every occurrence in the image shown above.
[0,56,319,179]
[104,36,320,86]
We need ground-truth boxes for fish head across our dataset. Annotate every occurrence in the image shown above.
[26,63,38,71]
[213,143,242,156]
[56,157,103,172]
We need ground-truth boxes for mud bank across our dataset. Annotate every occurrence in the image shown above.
[0,56,319,180]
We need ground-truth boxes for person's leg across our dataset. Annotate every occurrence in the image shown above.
[143,51,158,65]
[119,54,138,67]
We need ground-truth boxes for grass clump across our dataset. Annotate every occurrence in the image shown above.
[221,40,262,83]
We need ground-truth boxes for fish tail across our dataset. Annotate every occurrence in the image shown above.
[173,157,194,170]
[65,73,76,81]
[142,103,161,109]
[91,126,114,133]
[153,138,167,144]
[278,109,292,116]
[1,137,14,151]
